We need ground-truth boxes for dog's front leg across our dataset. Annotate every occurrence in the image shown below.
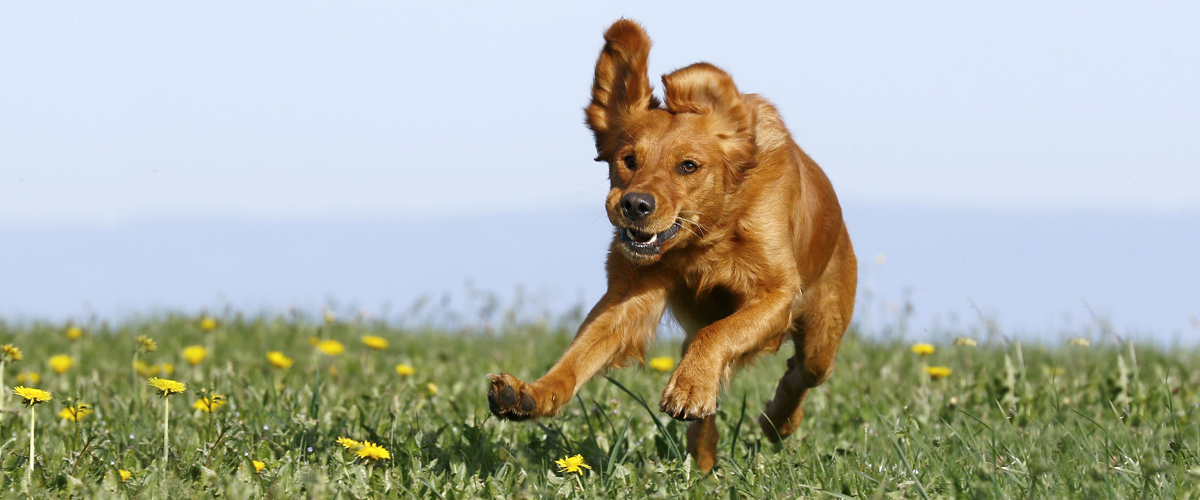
[489,271,670,421]
[659,285,797,421]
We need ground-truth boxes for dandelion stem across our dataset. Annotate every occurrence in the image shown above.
[28,406,35,471]
[163,398,170,463]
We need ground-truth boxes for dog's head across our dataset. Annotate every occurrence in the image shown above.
[586,20,756,265]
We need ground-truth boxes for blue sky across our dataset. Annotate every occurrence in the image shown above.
[1,2,1197,341]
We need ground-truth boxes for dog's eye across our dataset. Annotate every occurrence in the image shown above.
[623,155,637,170]
[677,160,699,175]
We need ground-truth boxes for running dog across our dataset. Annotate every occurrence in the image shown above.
[488,19,857,472]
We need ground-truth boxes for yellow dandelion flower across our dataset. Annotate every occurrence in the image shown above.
[266,351,294,369]
[426,383,438,396]
[316,340,345,356]
[1068,337,1091,347]
[48,354,73,374]
[252,460,265,473]
[136,335,157,352]
[193,395,226,413]
[16,386,52,473]
[66,326,83,340]
[147,377,186,396]
[182,345,207,365]
[1,344,23,362]
[59,404,92,422]
[337,437,362,450]
[159,363,175,376]
[118,469,132,482]
[911,343,936,356]
[308,337,320,346]
[199,317,217,331]
[133,360,160,377]
[361,335,388,350]
[395,364,415,376]
[924,366,952,380]
[555,454,591,474]
[953,337,978,347]
[17,372,40,385]
[648,356,675,373]
[13,386,52,406]
[355,441,391,461]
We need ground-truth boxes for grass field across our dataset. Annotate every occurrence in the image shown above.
[0,312,1197,498]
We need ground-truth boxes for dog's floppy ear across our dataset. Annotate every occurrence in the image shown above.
[662,63,750,137]
[586,19,659,158]
[664,63,756,190]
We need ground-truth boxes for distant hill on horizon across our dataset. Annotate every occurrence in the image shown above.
[2,202,1197,343]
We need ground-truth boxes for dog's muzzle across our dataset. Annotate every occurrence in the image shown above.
[618,220,682,255]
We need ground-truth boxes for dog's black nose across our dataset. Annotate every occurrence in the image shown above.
[620,192,656,221]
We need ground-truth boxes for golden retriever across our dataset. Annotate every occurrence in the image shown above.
[488,19,857,472]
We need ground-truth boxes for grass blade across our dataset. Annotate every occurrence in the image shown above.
[604,375,682,462]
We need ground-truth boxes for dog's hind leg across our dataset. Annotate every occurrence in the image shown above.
[759,243,856,442]
[671,298,732,474]
[758,308,844,442]
[758,347,823,443]
[686,415,719,473]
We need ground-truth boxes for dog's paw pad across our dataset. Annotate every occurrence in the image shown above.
[498,385,519,407]
[488,373,538,421]
[519,392,537,413]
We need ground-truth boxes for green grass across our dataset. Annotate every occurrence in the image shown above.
[0,313,1198,498]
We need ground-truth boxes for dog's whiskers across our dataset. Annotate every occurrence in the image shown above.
[676,214,708,239]
[680,211,709,230]
[677,223,702,240]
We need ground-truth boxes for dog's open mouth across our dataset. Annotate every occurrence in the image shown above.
[618,220,682,255]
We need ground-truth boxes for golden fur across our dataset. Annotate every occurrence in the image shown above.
[488,19,857,472]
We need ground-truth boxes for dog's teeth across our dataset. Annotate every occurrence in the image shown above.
[648,233,657,243]
[624,229,634,240]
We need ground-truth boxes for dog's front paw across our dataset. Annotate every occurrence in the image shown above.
[488,373,540,421]
[658,364,719,421]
